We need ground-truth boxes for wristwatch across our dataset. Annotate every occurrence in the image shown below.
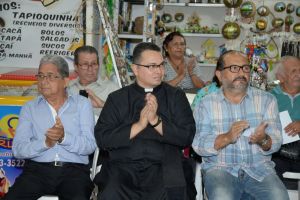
[260,135,269,146]
[58,136,64,144]
[151,116,162,128]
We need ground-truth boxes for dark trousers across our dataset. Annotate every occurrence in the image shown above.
[273,155,300,190]
[4,160,93,200]
[96,160,187,200]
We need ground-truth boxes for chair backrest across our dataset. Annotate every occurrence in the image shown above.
[283,172,300,200]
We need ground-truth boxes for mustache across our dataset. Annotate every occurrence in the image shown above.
[233,76,247,82]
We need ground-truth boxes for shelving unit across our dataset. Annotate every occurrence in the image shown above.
[157,2,226,53]
[116,0,158,66]
[180,33,222,37]
[116,1,225,82]
[156,2,226,82]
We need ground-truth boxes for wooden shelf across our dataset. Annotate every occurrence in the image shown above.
[162,2,186,6]
[198,63,216,67]
[181,33,222,38]
[187,3,225,7]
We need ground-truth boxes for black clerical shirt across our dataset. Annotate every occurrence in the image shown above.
[95,82,195,187]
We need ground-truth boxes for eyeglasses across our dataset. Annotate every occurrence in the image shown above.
[78,62,98,70]
[35,73,62,81]
[134,61,165,72]
[222,64,251,73]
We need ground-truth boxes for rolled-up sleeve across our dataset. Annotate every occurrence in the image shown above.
[260,96,282,155]
[12,104,49,159]
[192,101,218,156]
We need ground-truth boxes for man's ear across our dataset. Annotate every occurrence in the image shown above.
[64,77,70,88]
[275,73,284,83]
[74,64,79,73]
[216,70,222,83]
[131,64,138,76]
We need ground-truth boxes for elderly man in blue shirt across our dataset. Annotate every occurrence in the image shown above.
[4,55,97,200]
[192,50,289,200]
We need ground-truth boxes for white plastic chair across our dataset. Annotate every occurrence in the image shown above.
[283,172,300,200]
[90,147,102,200]
[91,147,101,180]
[195,162,203,200]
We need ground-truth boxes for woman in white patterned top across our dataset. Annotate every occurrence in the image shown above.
[163,32,205,90]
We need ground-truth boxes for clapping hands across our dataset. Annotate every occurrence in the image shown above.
[45,117,64,147]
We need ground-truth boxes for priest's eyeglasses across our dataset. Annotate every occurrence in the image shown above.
[134,61,165,72]
[78,62,99,70]
[35,73,62,81]
[222,64,251,73]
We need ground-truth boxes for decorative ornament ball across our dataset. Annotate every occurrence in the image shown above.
[272,18,284,28]
[285,15,294,26]
[286,3,295,14]
[274,2,286,12]
[256,18,267,30]
[257,5,270,17]
[222,22,241,39]
[240,1,256,18]
[296,7,300,17]
[293,23,300,34]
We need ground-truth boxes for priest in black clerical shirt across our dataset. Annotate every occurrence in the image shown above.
[94,42,196,200]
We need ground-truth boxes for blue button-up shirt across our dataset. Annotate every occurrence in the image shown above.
[12,94,97,164]
[192,86,282,181]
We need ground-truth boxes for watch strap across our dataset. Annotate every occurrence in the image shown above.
[151,116,162,128]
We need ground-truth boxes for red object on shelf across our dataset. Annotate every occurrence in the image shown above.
[0,69,37,81]
[0,68,78,81]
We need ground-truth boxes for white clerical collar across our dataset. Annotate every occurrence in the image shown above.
[144,88,153,93]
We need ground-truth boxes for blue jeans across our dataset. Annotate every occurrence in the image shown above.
[202,169,289,200]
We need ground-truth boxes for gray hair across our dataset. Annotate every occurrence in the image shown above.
[273,56,300,78]
[39,55,69,78]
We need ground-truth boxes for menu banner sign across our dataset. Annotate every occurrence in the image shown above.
[0,0,83,69]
